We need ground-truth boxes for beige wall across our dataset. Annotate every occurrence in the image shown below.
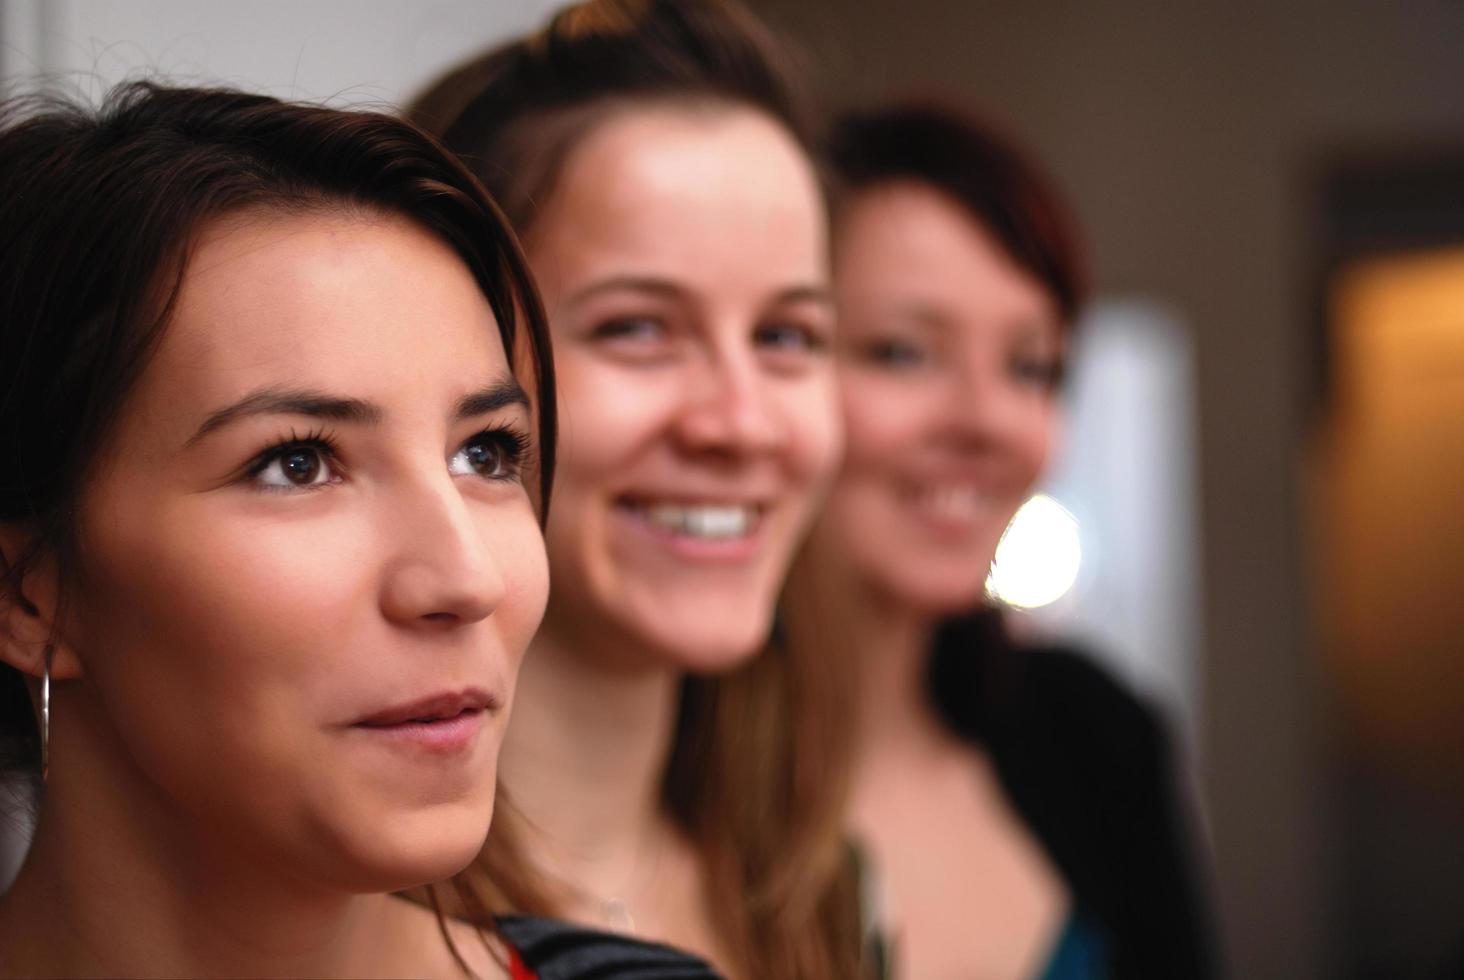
[747,2,1464,976]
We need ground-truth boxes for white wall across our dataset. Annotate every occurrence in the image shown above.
[1023,301,1204,739]
[3,0,562,106]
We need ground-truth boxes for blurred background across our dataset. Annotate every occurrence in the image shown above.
[3,3,1463,977]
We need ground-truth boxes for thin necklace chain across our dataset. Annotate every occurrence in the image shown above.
[535,816,667,933]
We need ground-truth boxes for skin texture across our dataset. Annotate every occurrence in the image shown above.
[820,183,1072,980]
[526,104,841,673]
[498,105,839,975]
[820,180,1064,616]
[0,210,546,977]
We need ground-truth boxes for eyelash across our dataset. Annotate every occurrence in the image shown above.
[245,427,340,490]
[591,317,664,342]
[756,321,829,355]
[242,425,531,491]
[862,338,928,368]
[455,426,530,482]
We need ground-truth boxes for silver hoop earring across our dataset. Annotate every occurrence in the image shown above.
[41,644,53,783]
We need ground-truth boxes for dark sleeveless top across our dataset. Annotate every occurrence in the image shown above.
[497,915,723,979]
[928,610,1219,979]
[1038,911,1109,979]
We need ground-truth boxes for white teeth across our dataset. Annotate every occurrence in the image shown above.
[917,486,994,523]
[642,503,755,539]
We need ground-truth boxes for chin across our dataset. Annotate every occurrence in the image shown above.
[883,564,993,619]
[636,611,773,675]
[327,802,495,893]
[597,574,776,674]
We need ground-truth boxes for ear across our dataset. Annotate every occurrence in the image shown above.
[0,528,85,682]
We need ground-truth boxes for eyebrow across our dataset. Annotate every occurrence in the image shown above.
[881,303,951,332]
[772,285,834,308]
[567,276,832,309]
[455,379,530,419]
[186,378,529,447]
[566,276,685,307]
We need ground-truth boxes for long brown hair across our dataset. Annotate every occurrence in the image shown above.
[407,2,862,976]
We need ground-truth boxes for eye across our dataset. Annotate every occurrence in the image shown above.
[591,316,666,344]
[754,320,828,356]
[249,437,339,491]
[1010,354,1066,389]
[588,315,680,365]
[861,337,930,369]
[449,428,528,481]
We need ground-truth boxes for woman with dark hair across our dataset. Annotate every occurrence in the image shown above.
[0,80,569,978]
[409,2,861,977]
[782,101,1217,979]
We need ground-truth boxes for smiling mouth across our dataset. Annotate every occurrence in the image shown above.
[902,484,1001,525]
[618,499,764,540]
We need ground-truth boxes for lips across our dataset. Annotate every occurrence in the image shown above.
[354,688,497,728]
[903,483,999,523]
[616,497,765,541]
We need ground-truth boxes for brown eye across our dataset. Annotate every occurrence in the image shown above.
[754,321,826,354]
[864,337,928,368]
[252,442,337,490]
[280,449,322,484]
[449,429,528,481]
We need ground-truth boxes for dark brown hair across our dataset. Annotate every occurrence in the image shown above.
[408,3,863,977]
[828,98,1089,323]
[0,80,557,800]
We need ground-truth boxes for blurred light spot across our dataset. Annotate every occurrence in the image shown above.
[986,494,1082,609]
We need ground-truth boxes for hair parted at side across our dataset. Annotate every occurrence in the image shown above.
[828,99,1090,325]
[0,81,557,804]
[408,3,864,978]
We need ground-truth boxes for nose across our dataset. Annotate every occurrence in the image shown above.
[671,344,786,459]
[941,357,1037,451]
[378,475,506,628]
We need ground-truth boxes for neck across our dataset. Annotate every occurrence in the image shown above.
[500,625,682,908]
[0,692,442,978]
[844,583,948,756]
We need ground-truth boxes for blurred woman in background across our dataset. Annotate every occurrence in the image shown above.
[782,101,1217,979]
[0,81,555,978]
[409,1,860,977]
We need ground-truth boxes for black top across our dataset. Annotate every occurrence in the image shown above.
[496,915,724,979]
[927,610,1219,980]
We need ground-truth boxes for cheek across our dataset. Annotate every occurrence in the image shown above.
[76,495,372,720]
[484,506,551,661]
[783,371,844,485]
[67,493,381,843]
[837,375,929,477]
[552,354,674,498]
[1012,403,1060,491]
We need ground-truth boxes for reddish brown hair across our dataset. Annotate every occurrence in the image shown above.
[828,99,1089,324]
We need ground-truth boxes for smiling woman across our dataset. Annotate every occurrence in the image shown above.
[782,100,1216,980]
[0,82,558,978]
[408,2,862,977]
